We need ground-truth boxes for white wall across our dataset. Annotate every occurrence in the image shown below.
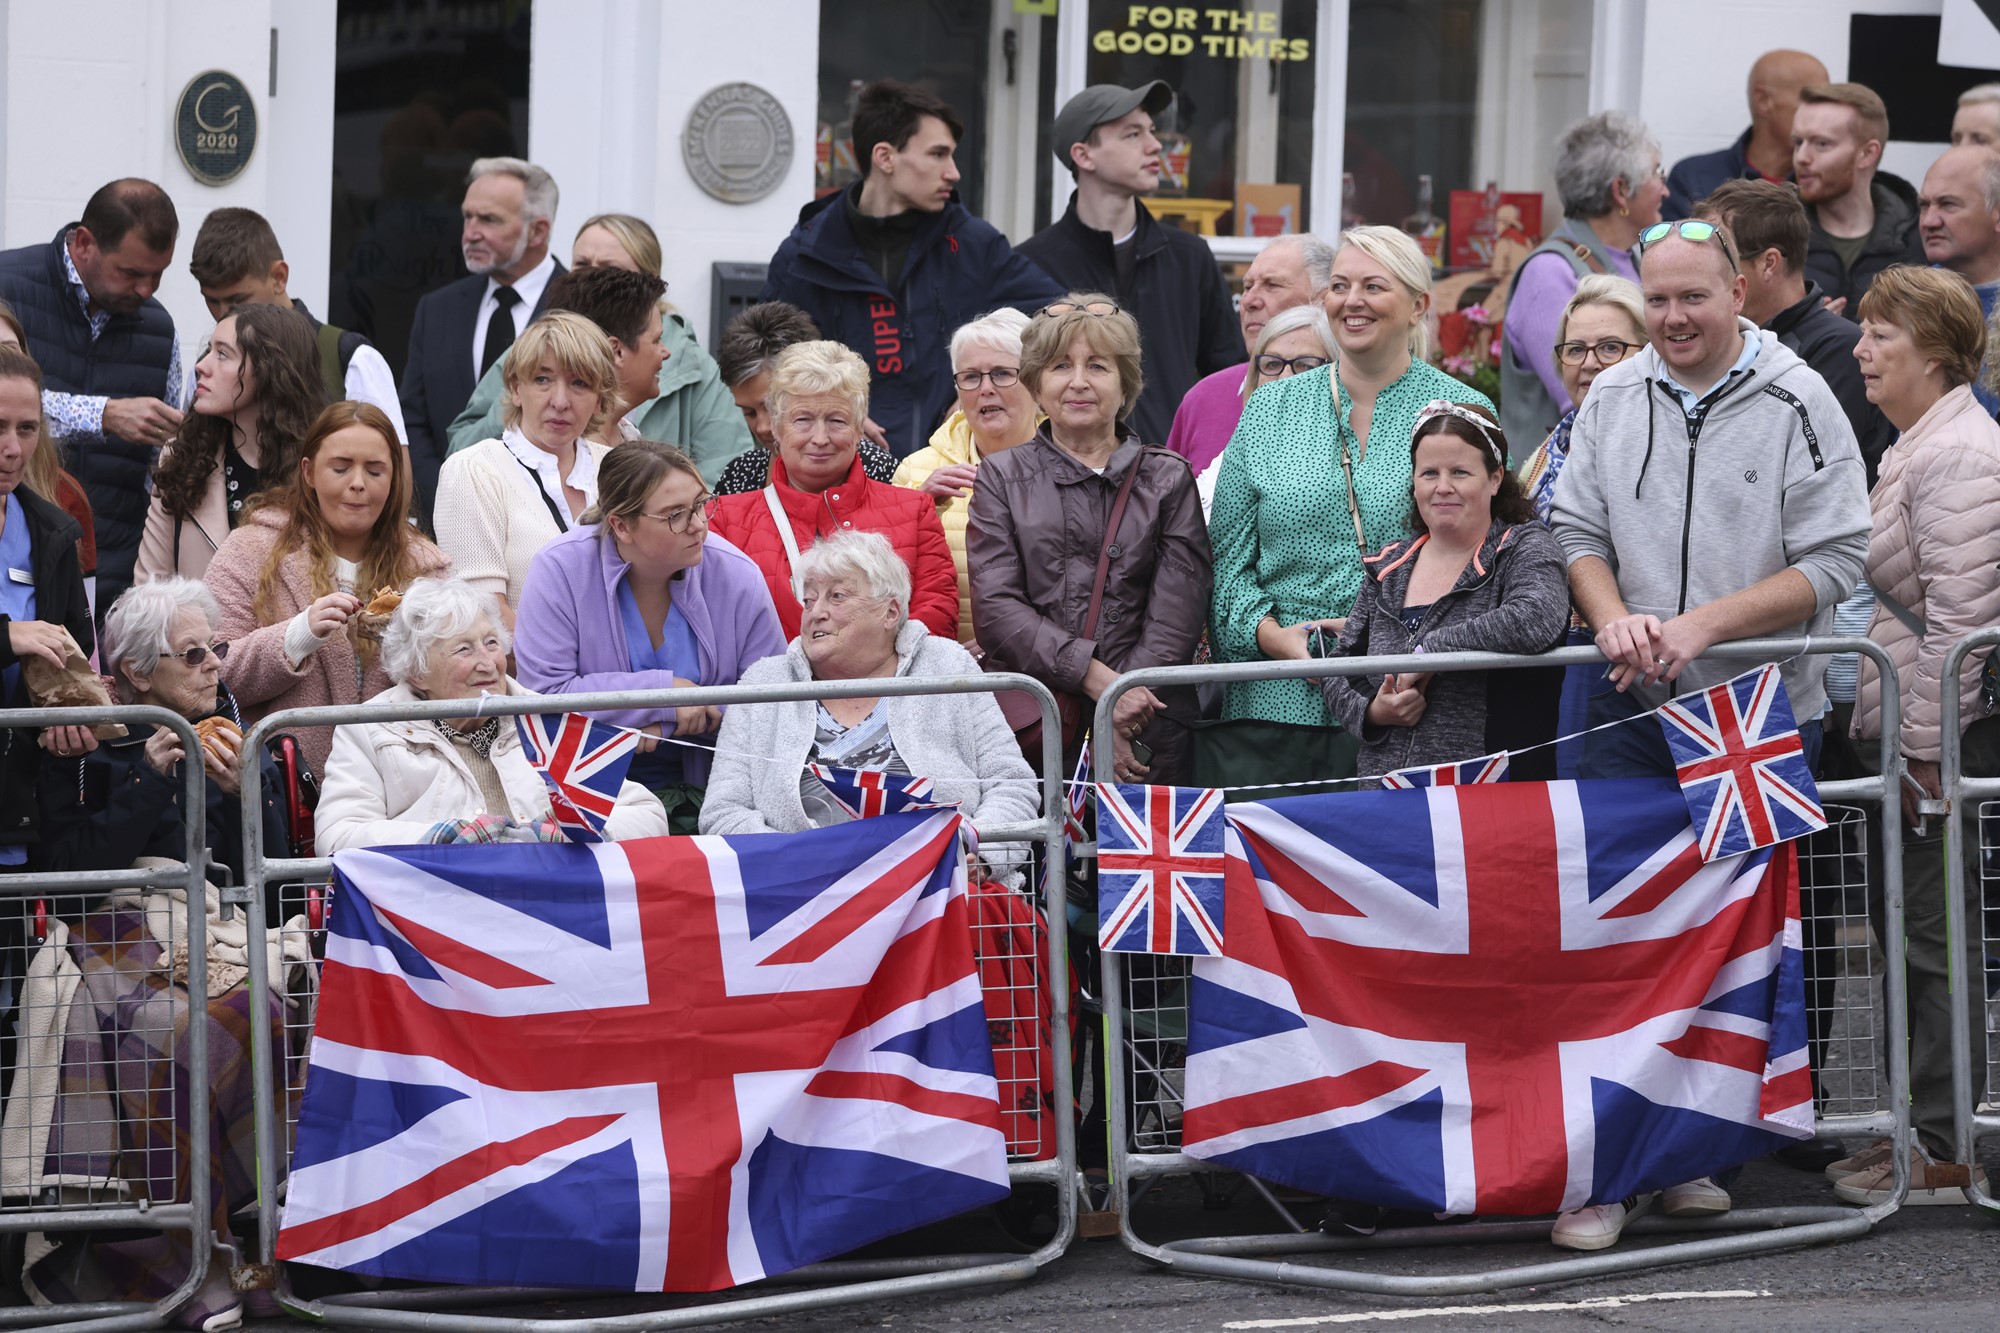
[530,0,821,349]
[1632,0,1950,188]
[0,0,335,361]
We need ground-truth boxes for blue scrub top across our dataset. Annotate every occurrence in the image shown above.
[617,579,703,788]
[0,492,35,865]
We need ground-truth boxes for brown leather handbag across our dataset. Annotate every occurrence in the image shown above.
[989,455,1145,770]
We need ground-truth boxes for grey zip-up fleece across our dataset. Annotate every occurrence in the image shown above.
[1550,319,1870,720]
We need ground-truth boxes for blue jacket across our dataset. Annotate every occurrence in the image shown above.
[1664,128,1771,220]
[759,188,1062,458]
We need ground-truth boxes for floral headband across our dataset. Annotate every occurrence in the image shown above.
[1412,399,1507,469]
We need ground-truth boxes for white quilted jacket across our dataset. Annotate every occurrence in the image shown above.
[1852,386,2000,760]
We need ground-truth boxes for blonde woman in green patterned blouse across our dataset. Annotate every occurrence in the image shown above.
[1208,225,1494,730]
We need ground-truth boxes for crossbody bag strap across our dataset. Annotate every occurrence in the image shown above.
[762,484,807,603]
[1871,581,1929,639]
[1329,376,1370,559]
[511,450,570,534]
[1081,449,1146,643]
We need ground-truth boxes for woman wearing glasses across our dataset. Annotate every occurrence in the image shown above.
[1193,303,1336,517]
[514,441,785,830]
[709,340,959,640]
[968,294,1211,781]
[1518,274,1645,521]
[892,309,1041,643]
[1208,227,1491,742]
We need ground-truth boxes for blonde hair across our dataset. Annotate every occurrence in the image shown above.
[500,311,621,437]
[576,213,663,279]
[1335,226,1435,361]
[1019,293,1145,419]
[1556,274,1645,351]
[767,340,870,424]
[0,344,63,505]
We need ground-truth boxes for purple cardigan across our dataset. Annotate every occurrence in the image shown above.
[1164,364,1248,477]
[513,525,786,785]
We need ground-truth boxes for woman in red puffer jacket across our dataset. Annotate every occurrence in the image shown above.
[709,340,956,641]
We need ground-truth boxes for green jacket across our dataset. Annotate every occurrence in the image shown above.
[444,311,753,484]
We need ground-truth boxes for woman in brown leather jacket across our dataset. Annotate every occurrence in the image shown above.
[967,294,1212,783]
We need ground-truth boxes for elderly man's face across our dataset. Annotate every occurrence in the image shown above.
[416,616,508,701]
[131,607,222,719]
[1239,240,1315,348]
[799,576,898,673]
[1954,101,2000,149]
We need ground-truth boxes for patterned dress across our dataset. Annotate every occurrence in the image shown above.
[1208,359,1494,726]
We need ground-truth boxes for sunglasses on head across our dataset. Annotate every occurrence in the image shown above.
[1036,299,1121,318]
[1636,219,1739,274]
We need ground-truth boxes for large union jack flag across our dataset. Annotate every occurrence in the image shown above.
[1096,783,1227,956]
[513,712,640,843]
[1656,665,1826,861]
[277,811,1011,1291]
[1181,779,1811,1215]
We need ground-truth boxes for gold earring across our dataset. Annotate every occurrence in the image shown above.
[1618,205,1630,218]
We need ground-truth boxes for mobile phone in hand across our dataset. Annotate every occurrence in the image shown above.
[1129,738,1154,768]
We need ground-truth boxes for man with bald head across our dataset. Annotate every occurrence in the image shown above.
[1664,49,1828,219]
[1163,232,1332,477]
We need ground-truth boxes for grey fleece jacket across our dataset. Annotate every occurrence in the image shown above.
[1322,521,1571,779]
[1549,320,1870,719]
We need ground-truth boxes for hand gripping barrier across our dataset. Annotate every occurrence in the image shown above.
[0,705,213,1332]
[1091,637,1915,1296]
[1936,627,2000,1209]
[235,673,1076,1329]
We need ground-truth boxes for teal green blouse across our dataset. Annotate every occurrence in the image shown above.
[1207,359,1494,726]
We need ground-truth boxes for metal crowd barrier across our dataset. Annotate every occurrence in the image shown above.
[1091,637,1915,1296]
[0,705,213,1332]
[1936,627,2000,1209]
[235,674,1076,1330]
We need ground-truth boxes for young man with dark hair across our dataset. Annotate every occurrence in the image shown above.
[1792,82,1924,310]
[1695,179,1893,480]
[1018,82,1244,447]
[187,207,408,442]
[0,177,186,613]
[759,79,1061,459]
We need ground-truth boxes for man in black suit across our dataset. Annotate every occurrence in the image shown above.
[400,156,563,527]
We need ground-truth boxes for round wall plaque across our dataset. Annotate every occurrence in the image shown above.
[174,71,258,186]
[684,83,794,204]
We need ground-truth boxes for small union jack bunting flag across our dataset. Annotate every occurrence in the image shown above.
[808,764,940,819]
[1096,783,1227,956]
[1381,750,1511,789]
[513,713,640,844]
[1656,665,1826,861]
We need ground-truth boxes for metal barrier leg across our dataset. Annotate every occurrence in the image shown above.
[1092,639,1915,1297]
[1939,631,2000,1211]
[236,676,1080,1328]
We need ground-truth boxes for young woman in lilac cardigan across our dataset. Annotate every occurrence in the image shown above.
[512,440,785,830]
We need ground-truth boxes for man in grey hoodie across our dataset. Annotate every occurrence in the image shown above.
[1546,220,1871,1250]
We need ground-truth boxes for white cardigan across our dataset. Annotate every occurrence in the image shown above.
[433,434,611,611]
[315,680,670,854]
[699,622,1042,884]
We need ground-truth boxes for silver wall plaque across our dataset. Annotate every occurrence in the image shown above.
[683,83,793,204]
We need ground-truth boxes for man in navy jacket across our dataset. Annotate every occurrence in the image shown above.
[760,81,1061,459]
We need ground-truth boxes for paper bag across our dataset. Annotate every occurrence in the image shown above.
[20,628,127,740]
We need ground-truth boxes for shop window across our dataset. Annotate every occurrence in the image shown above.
[1341,0,1483,240]
[816,2,993,217]
[1083,1,1319,238]
[326,0,532,376]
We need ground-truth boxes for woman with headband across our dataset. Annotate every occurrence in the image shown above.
[1319,401,1569,781]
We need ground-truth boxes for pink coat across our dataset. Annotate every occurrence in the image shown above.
[1852,386,2000,760]
[211,506,451,776]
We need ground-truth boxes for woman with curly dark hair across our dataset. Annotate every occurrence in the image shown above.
[136,302,327,582]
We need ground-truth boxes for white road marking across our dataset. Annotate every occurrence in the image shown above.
[1222,1288,1772,1328]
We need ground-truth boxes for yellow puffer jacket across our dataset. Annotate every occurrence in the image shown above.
[893,411,982,642]
[1852,386,2000,760]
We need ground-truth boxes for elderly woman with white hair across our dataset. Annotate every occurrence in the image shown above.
[314,576,668,852]
[701,530,1037,882]
[29,576,296,1331]
[709,340,958,641]
[893,308,1041,642]
[1498,110,1664,447]
[1193,302,1336,517]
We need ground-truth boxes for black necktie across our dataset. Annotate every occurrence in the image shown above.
[480,285,523,376]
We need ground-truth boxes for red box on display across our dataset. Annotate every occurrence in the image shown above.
[1448,189,1544,269]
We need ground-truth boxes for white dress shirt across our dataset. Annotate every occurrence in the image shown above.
[469,253,558,381]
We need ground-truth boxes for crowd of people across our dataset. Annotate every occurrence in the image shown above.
[0,58,1996,1326]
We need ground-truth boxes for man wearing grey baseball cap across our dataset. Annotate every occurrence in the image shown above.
[1018,82,1243,446]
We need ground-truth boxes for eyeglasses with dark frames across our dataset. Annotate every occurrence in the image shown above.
[159,641,229,668]
[636,494,720,534]
[952,367,1022,391]
[1555,339,1643,367]
[1254,353,1331,378]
